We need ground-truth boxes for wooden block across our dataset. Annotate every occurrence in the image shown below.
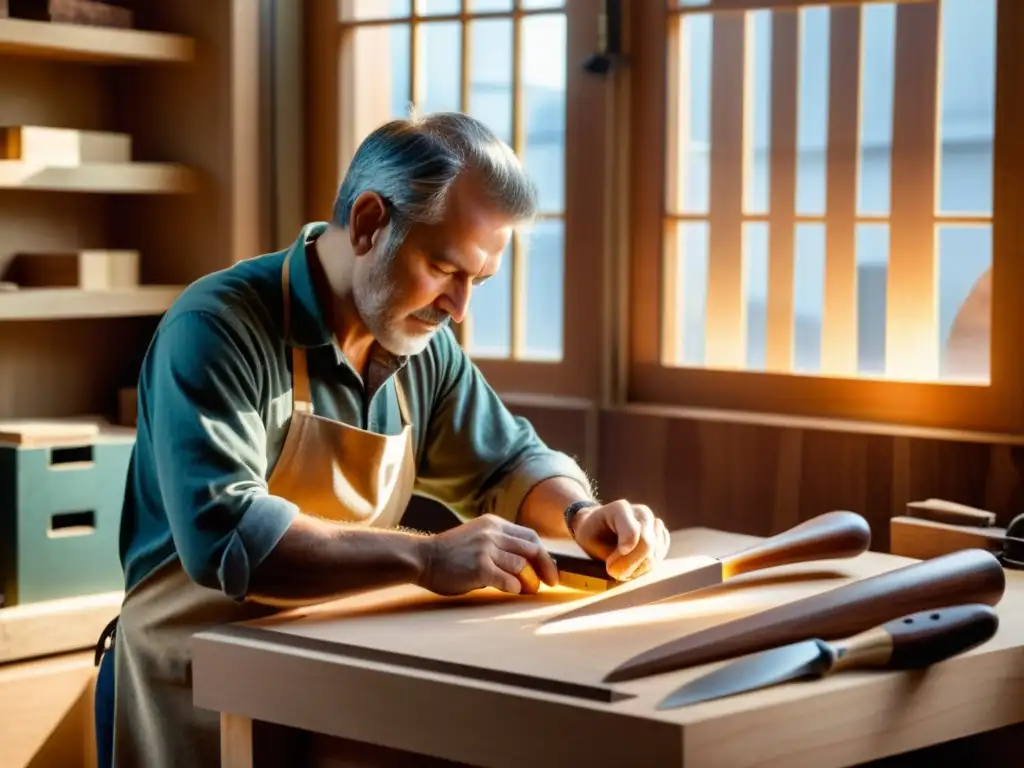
[1,125,131,166]
[890,515,1006,560]
[907,498,997,527]
[7,250,140,290]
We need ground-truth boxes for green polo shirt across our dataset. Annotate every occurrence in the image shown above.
[119,222,593,599]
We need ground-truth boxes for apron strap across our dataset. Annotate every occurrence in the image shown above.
[281,250,314,414]
[394,378,412,427]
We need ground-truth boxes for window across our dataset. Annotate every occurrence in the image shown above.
[312,0,609,398]
[629,0,1024,432]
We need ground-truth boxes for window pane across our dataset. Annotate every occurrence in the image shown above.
[521,0,563,9]
[793,223,825,373]
[468,19,512,145]
[856,224,889,375]
[524,219,564,360]
[937,0,996,215]
[419,22,462,114]
[343,24,412,148]
[744,11,772,215]
[673,222,709,366]
[939,225,991,382]
[340,0,412,21]
[521,14,566,213]
[795,6,829,216]
[467,241,512,358]
[468,0,512,11]
[671,13,712,214]
[744,222,769,370]
[420,0,460,15]
[857,2,896,215]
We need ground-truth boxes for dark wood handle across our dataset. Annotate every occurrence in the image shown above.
[881,603,1000,668]
[719,511,872,580]
[604,548,1006,682]
[830,603,1000,673]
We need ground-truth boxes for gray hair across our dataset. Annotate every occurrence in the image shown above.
[331,112,538,258]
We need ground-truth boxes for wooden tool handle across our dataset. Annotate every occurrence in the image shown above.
[830,603,1000,673]
[720,511,872,579]
[604,548,1006,682]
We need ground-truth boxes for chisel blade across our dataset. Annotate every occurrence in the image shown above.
[656,639,833,710]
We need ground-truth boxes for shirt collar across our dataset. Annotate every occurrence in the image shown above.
[284,221,333,349]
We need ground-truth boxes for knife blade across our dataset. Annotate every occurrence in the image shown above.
[656,602,999,710]
[540,510,872,627]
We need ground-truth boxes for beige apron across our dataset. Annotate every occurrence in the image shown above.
[110,251,417,768]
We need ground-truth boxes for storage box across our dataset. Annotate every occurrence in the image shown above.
[0,419,134,606]
[2,0,134,28]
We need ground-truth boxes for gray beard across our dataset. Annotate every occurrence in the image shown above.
[355,256,446,357]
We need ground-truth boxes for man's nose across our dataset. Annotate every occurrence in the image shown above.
[442,280,471,324]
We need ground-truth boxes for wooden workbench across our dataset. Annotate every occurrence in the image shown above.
[191,527,1024,767]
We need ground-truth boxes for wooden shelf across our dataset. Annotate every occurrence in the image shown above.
[0,160,198,193]
[0,286,183,320]
[0,18,195,64]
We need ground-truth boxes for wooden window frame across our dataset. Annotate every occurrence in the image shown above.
[628,0,1024,434]
[303,0,612,401]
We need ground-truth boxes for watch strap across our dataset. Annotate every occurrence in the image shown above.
[564,499,599,538]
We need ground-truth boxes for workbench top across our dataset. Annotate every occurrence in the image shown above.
[191,527,1024,768]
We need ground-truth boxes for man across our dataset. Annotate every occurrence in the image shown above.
[94,112,670,767]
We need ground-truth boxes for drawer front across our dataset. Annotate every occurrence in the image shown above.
[9,441,132,605]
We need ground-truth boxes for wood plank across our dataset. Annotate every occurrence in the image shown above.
[191,528,1024,768]
[0,160,198,193]
[0,286,182,320]
[0,590,122,664]
[0,17,194,64]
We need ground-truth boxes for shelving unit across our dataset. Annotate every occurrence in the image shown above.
[0,1,262,420]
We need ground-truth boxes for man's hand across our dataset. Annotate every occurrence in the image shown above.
[571,500,671,581]
[417,514,559,596]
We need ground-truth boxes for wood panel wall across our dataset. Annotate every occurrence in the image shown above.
[406,399,1024,555]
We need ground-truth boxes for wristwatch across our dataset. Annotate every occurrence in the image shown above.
[564,499,599,539]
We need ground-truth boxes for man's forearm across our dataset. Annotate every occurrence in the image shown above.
[246,514,429,607]
[516,475,594,538]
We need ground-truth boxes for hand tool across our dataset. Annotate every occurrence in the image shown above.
[604,547,1006,683]
[539,510,872,625]
[656,602,999,709]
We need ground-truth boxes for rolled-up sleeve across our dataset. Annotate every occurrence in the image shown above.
[413,330,594,522]
[142,309,298,599]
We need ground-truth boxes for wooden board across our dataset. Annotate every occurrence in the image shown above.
[0,589,121,663]
[0,16,193,63]
[192,527,1024,768]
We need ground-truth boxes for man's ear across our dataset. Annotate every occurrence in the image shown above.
[348,191,389,256]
